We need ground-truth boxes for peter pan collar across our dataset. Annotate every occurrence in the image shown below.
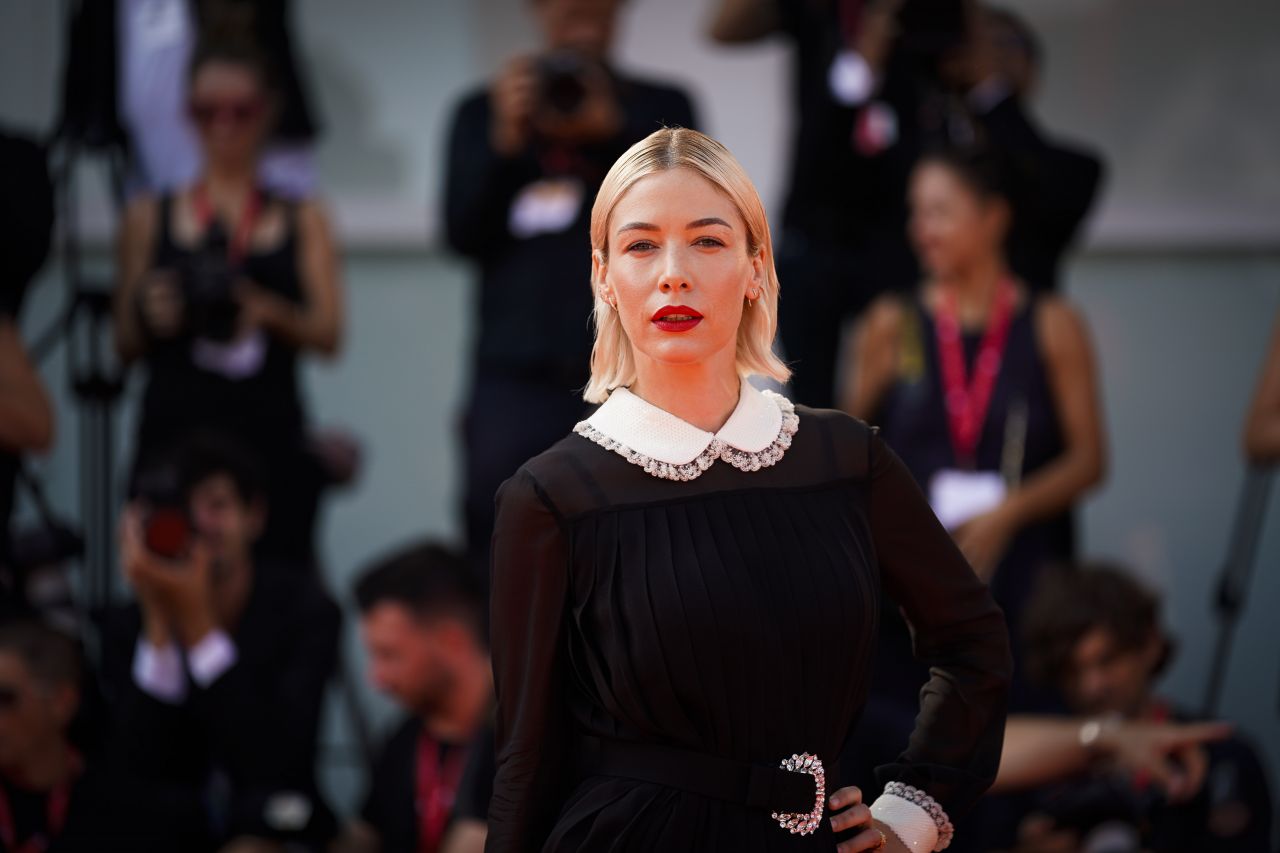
[573,381,799,481]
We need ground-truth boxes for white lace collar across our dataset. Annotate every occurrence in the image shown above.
[573,381,799,481]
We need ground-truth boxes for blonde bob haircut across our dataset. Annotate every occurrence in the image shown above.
[584,127,790,403]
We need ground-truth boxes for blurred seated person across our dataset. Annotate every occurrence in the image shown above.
[985,565,1272,853]
[59,0,323,198]
[1243,310,1280,465]
[336,543,492,853]
[444,0,697,582]
[0,619,158,851]
[959,5,1105,293]
[100,433,341,852]
[840,146,1104,714]
[0,128,55,616]
[113,40,344,569]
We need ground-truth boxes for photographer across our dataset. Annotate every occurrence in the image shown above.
[709,1,1104,405]
[443,0,697,580]
[982,565,1272,853]
[113,40,344,570]
[100,433,341,852]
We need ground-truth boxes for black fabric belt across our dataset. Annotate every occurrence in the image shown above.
[576,735,832,816]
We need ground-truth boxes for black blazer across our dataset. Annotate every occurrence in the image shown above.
[97,564,341,849]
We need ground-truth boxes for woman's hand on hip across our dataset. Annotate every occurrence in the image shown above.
[829,786,905,852]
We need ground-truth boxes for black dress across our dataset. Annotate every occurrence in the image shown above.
[487,387,1011,852]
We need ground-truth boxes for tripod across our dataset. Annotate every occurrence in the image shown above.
[28,135,128,617]
[1201,465,1275,718]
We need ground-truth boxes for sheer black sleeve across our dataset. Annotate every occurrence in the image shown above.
[486,468,572,853]
[868,431,1012,817]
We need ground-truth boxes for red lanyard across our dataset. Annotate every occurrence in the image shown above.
[415,733,468,853]
[839,0,865,46]
[0,761,79,853]
[191,182,261,266]
[934,279,1017,467]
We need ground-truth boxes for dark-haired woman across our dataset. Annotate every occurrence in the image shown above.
[838,149,1106,818]
[114,44,343,569]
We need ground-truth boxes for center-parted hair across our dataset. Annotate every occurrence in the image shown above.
[584,127,790,403]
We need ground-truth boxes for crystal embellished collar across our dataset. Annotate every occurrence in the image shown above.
[573,382,799,481]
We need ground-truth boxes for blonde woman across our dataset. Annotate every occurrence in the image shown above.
[487,128,1010,853]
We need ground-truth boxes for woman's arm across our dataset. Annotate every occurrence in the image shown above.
[113,196,160,364]
[1006,297,1106,524]
[240,199,344,356]
[838,295,903,421]
[868,429,1013,852]
[0,319,54,453]
[1243,312,1280,464]
[486,469,572,853]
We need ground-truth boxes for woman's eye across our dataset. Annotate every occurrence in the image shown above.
[625,241,657,252]
[694,236,725,248]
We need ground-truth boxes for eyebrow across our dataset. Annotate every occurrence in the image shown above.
[616,217,734,235]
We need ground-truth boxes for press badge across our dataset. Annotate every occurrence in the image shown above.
[929,468,1006,532]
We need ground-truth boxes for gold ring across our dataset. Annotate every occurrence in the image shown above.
[875,829,888,849]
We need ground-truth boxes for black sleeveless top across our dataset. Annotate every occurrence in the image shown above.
[137,192,307,463]
[872,293,1072,706]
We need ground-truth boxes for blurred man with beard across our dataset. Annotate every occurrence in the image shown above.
[341,543,492,853]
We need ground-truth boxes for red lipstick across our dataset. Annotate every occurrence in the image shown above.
[651,305,703,332]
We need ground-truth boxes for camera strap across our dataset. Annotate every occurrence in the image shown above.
[191,183,262,267]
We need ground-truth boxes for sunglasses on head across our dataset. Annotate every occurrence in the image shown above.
[188,97,265,127]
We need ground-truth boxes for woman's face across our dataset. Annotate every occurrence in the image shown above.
[908,161,1007,280]
[188,61,270,166]
[595,168,763,373]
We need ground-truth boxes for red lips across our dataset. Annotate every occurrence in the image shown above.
[651,305,703,332]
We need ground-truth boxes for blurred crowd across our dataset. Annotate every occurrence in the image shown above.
[1,1,1278,852]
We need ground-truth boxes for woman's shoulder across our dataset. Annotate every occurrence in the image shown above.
[790,402,879,477]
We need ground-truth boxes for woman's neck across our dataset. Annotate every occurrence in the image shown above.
[201,162,257,210]
[630,349,742,434]
[935,257,1009,328]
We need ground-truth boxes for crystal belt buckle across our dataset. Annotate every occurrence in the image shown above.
[771,752,826,836]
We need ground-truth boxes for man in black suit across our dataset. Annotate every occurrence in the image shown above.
[444,0,698,582]
[102,434,341,852]
[966,6,1105,293]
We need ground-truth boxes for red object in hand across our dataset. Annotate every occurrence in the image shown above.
[144,508,192,560]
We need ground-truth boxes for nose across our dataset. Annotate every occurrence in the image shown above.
[658,250,692,293]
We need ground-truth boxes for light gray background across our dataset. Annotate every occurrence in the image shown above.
[2,0,1278,822]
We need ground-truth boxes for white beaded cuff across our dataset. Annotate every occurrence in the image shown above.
[869,783,954,852]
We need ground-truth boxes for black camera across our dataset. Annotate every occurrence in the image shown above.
[131,462,192,561]
[175,219,242,342]
[535,49,603,118]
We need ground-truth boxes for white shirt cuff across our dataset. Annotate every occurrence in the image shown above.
[132,639,187,704]
[187,629,238,688]
[870,792,942,851]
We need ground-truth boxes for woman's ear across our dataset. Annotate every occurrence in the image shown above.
[748,249,765,299]
[592,250,613,305]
